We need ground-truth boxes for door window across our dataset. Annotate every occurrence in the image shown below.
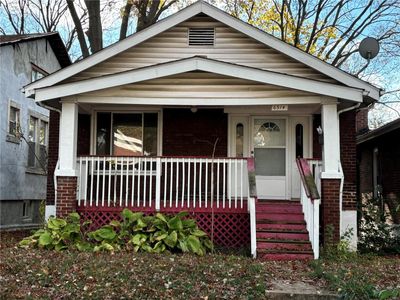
[253,119,286,176]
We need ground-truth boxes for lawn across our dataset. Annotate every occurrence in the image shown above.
[0,231,399,299]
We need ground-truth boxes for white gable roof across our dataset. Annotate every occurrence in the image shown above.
[25,0,380,100]
[34,56,363,102]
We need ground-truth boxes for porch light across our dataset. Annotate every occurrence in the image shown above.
[190,107,198,113]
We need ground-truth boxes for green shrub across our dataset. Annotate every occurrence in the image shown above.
[19,209,213,256]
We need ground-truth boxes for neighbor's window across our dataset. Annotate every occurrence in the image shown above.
[27,116,48,170]
[96,112,158,156]
[8,105,20,136]
[31,64,47,82]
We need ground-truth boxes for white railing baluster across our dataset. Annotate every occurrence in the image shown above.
[216,159,220,208]
[137,157,141,207]
[125,156,129,206]
[119,157,123,206]
[102,157,106,206]
[205,160,208,208]
[143,157,147,207]
[155,157,161,211]
[187,158,191,208]
[199,159,202,208]
[234,159,237,209]
[108,158,111,206]
[131,157,135,207]
[240,159,243,209]
[181,158,185,208]
[96,157,100,206]
[84,157,88,206]
[223,159,226,209]
[149,158,153,208]
[169,158,173,208]
[175,158,179,207]
[90,157,94,206]
[78,158,82,206]
[193,158,197,208]
[113,157,117,205]
[163,159,167,208]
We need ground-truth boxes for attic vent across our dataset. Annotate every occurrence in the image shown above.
[188,28,215,46]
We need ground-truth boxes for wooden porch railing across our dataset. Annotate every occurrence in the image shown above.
[76,156,251,211]
[296,158,322,259]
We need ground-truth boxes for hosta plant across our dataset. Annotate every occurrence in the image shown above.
[19,209,213,256]
[19,212,92,251]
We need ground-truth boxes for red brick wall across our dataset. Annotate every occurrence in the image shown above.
[56,176,77,218]
[356,109,369,134]
[46,110,60,205]
[321,179,341,243]
[312,115,322,159]
[340,111,357,210]
[163,108,228,157]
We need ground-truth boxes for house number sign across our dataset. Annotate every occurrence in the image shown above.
[271,105,288,111]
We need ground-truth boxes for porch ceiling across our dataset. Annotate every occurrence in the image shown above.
[34,56,364,103]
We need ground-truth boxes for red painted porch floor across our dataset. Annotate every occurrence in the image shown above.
[256,200,314,261]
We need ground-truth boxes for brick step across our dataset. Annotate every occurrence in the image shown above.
[256,223,307,231]
[256,213,305,222]
[256,231,309,240]
[258,252,314,261]
[256,205,303,214]
[258,200,300,205]
[257,241,312,251]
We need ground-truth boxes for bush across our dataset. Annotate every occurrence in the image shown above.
[358,196,400,254]
[19,210,213,256]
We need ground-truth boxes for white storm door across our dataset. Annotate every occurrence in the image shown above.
[290,117,311,199]
[252,118,287,200]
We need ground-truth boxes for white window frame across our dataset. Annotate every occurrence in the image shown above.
[26,110,49,173]
[31,63,48,83]
[6,100,21,144]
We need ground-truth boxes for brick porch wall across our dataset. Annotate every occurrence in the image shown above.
[56,176,77,218]
[339,111,357,210]
[321,179,341,243]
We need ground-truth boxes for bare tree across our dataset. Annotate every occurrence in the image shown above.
[0,0,29,34]
[222,0,400,76]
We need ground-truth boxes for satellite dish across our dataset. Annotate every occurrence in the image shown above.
[359,37,380,60]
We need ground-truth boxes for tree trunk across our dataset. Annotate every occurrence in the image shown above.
[85,0,103,53]
[66,0,89,58]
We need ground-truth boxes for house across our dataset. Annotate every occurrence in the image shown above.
[357,117,400,224]
[0,33,70,230]
[24,2,380,259]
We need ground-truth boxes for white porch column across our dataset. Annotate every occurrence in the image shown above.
[321,101,341,177]
[56,101,78,176]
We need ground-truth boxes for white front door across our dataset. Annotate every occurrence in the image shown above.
[290,117,311,199]
[252,118,287,199]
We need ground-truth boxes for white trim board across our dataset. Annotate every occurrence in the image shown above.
[25,1,380,100]
[35,57,363,102]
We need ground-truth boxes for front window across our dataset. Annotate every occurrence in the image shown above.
[27,116,48,170]
[96,112,158,156]
[31,64,47,82]
[9,106,20,136]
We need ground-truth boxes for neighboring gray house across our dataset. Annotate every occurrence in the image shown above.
[0,33,70,229]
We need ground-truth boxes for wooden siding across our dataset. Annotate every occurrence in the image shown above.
[66,16,336,83]
[81,71,315,99]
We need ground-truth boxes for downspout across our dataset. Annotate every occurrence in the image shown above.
[336,102,361,235]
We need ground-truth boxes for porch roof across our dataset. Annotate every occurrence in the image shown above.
[33,56,364,103]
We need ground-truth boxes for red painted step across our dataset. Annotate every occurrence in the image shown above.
[257,241,312,251]
[256,223,307,231]
[255,205,303,214]
[256,213,305,222]
[256,231,309,240]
